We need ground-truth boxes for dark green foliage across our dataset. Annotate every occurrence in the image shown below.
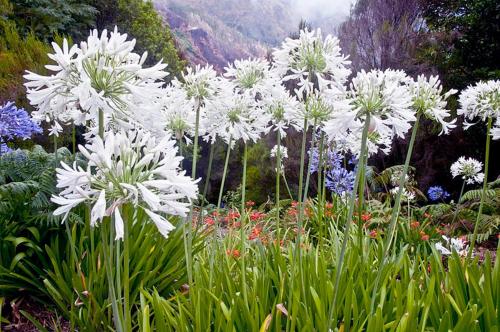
[0,21,50,105]
[420,0,500,89]
[6,0,97,41]
[0,146,76,225]
[94,0,186,78]
[245,142,275,204]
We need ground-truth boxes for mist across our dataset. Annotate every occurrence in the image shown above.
[289,0,355,22]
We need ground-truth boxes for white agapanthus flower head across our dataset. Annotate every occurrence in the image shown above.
[450,156,484,185]
[176,64,220,103]
[224,58,278,98]
[458,80,500,139]
[24,27,168,135]
[270,144,288,172]
[261,84,302,136]
[270,145,288,159]
[51,130,198,239]
[272,28,351,97]
[157,85,197,141]
[323,69,413,156]
[203,88,269,145]
[410,75,457,135]
[390,186,415,202]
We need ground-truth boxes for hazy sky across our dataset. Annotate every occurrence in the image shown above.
[291,0,355,20]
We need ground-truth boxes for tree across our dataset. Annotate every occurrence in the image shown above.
[420,0,500,89]
[92,0,186,78]
[6,0,96,41]
[338,0,430,76]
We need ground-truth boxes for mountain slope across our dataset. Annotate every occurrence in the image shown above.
[153,0,349,70]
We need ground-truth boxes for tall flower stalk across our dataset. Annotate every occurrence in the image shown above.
[51,130,198,331]
[329,114,370,325]
[468,117,492,256]
[456,80,499,255]
[369,74,456,314]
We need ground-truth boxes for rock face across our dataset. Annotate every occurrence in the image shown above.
[153,0,348,71]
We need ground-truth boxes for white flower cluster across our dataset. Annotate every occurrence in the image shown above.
[270,145,288,159]
[390,186,415,202]
[24,27,168,136]
[51,130,198,239]
[410,75,457,135]
[273,28,351,97]
[435,236,468,256]
[25,26,469,241]
[458,80,500,139]
[450,156,484,185]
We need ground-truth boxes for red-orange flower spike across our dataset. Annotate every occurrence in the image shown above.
[361,213,372,222]
[204,217,215,226]
[226,249,240,258]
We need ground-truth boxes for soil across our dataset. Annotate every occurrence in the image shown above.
[1,297,70,332]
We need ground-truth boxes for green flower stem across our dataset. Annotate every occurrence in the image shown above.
[72,123,76,155]
[53,134,58,168]
[369,113,421,314]
[98,109,104,138]
[357,135,369,253]
[122,205,131,332]
[468,116,492,257]
[329,113,371,327]
[101,217,124,332]
[275,130,282,240]
[191,100,201,180]
[282,172,294,200]
[240,143,249,309]
[199,143,215,222]
[300,119,318,213]
[217,137,233,210]
[297,117,314,301]
[450,181,466,225]
[317,132,325,243]
[186,101,201,287]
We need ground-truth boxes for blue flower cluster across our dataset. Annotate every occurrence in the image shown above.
[427,186,450,201]
[0,102,42,153]
[309,145,357,195]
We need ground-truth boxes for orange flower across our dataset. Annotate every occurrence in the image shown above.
[410,221,420,229]
[226,249,240,258]
[369,230,378,238]
[361,213,372,222]
[246,200,255,208]
[291,201,299,208]
[420,232,429,241]
[227,210,240,221]
[325,210,335,218]
[248,226,262,240]
[423,212,431,219]
[250,211,266,222]
[204,217,215,226]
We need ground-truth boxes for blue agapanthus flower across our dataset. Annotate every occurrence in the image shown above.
[0,143,12,154]
[325,166,355,195]
[0,101,42,142]
[427,186,450,201]
[308,144,356,195]
[0,101,41,155]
